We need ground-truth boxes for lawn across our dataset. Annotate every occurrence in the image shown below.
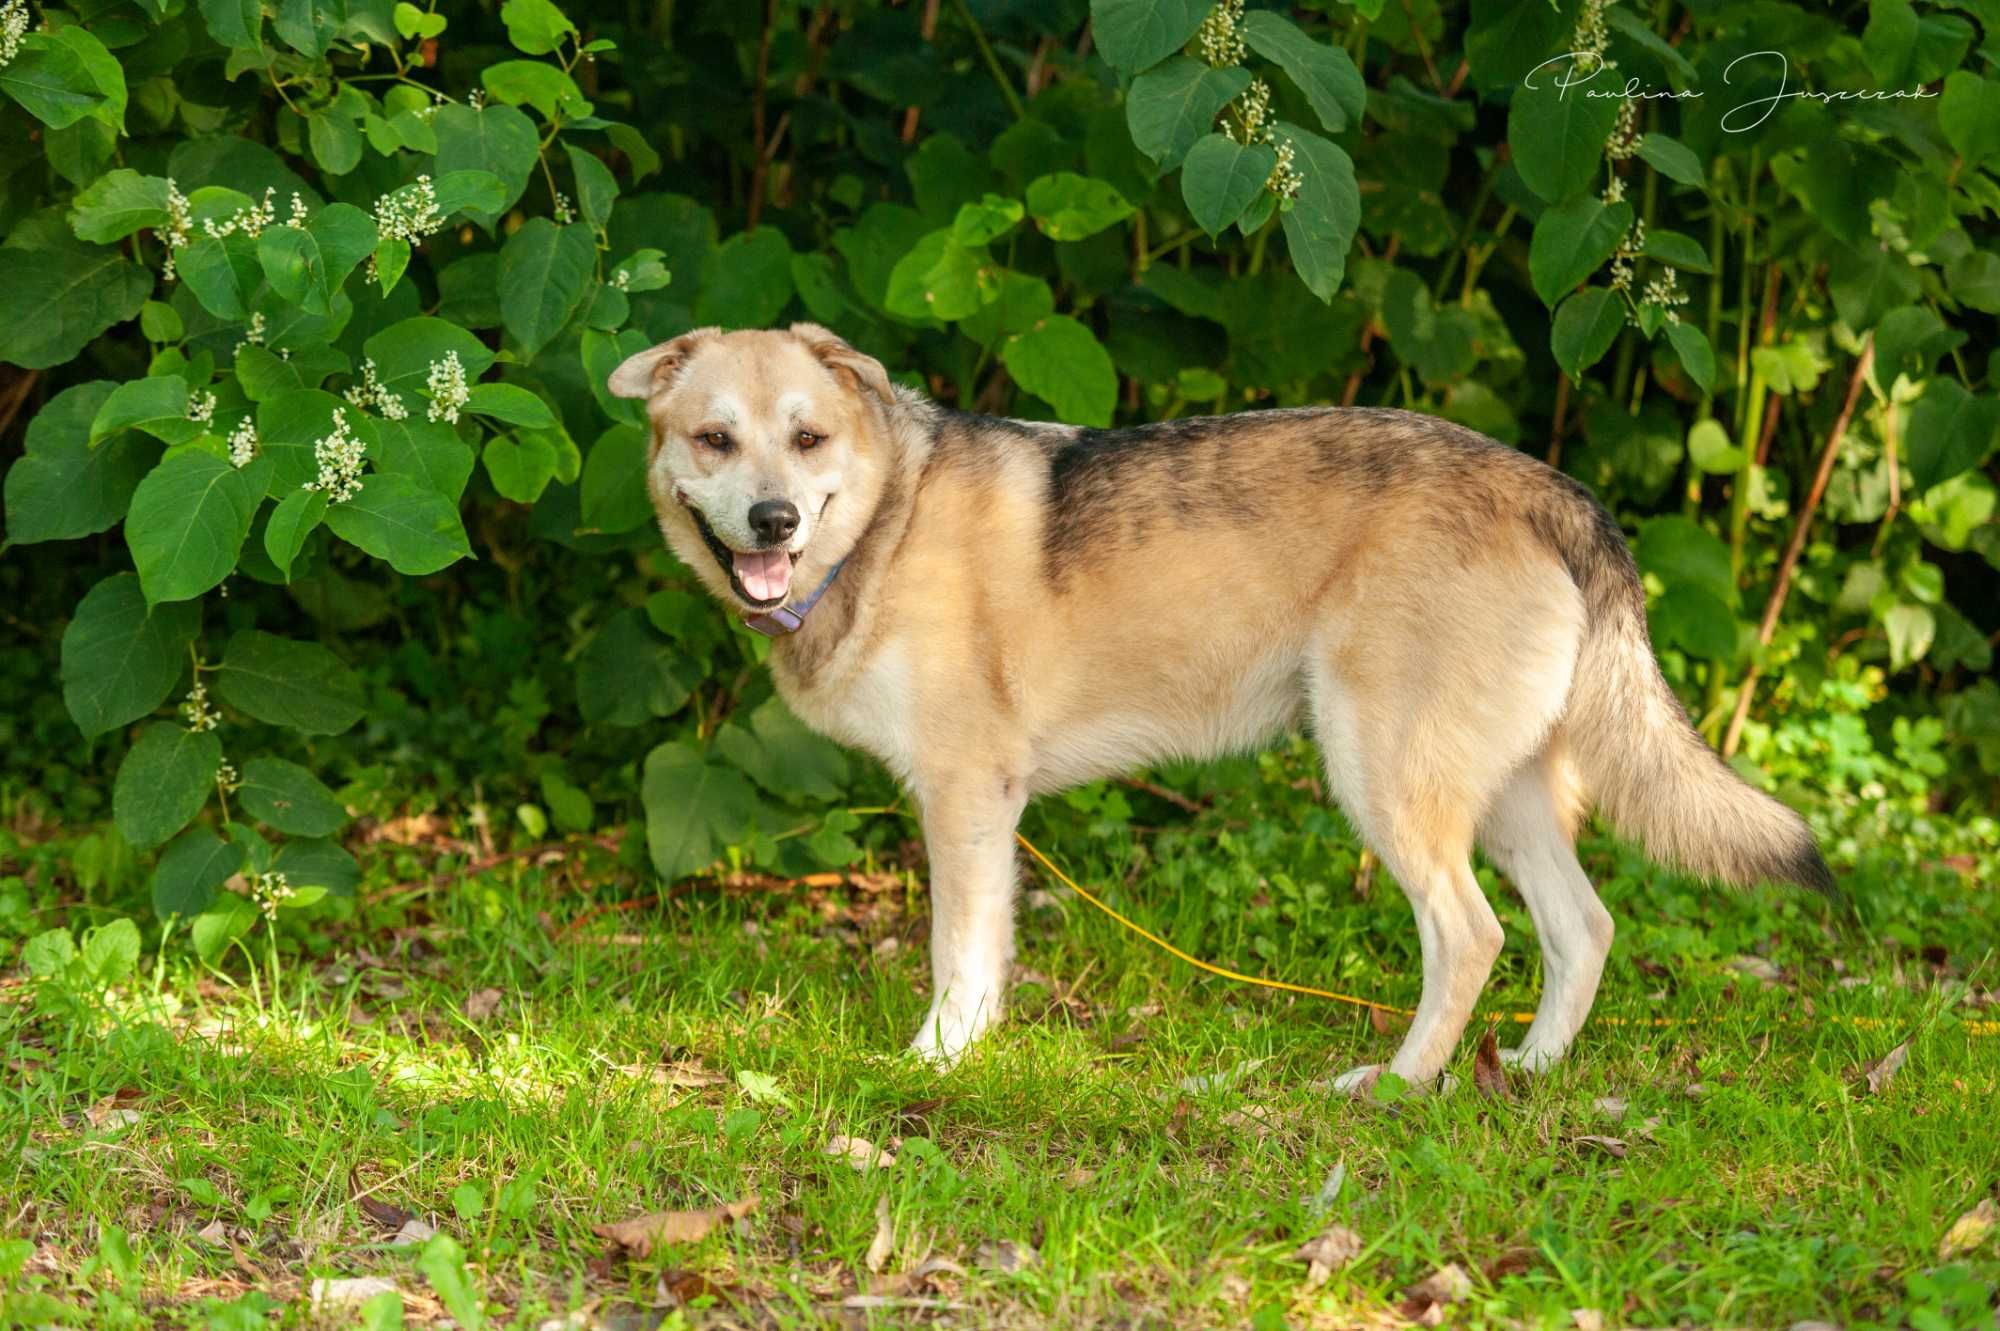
[4,750,1998,1330]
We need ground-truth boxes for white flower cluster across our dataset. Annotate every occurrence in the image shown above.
[181,680,220,732]
[187,389,217,425]
[303,408,367,503]
[553,191,575,224]
[239,311,266,350]
[285,192,309,228]
[1,0,29,69]
[425,350,468,424]
[374,174,445,244]
[1643,267,1691,324]
[1609,218,1647,297]
[204,186,277,240]
[161,178,192,280]
[227,417,259,468]
[217,760,239,788]
[345,357,409,420]
[1605,97,1643,163]
[250,870,293,919]
[1267,135,1303,200]
[611,268,631,291]
[1196,0,1245,67]
[467,89,486,109]
[1223,78,1272,146]
[1571,0,1614,75]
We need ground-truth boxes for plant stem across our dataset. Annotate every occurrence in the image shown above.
[951,0,1026,121]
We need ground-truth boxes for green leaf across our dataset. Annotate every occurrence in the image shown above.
[1907,378,2000,492]
[959,271,1055,347]
[1636,134,1705,190]
[501,0,576,54]
[432,104,539,226]
[373,237,412,295]
[363,317,497,405]
[498,219,596,357]
[1240,12,1366,134]
[695,227,795,327]
[307,108,364,175]
[256,389,365,493]
[577,608,690,725]
[482,433,558,502]
[272,837,361,896]
[1276,125,1361,302]
[69,170,173,244]
[1529,196,1632,306]
[125,452,270,605]
[212,629,364,735]
[1507,75,1621,203]
[1649,584,1738,661]
[325,472,472,574]
[256,204,378,316]
[1664,322,1715,395]
[91,376,201,447]
[4,382,159,544]
[0,243,152,369]
[152,829,244,919]
[373,418,475,501]
[565,144,619,228]
[951,195,1025,247]
[463,383,556,428]
[60,574,202,739]
[1000,315,1116,427]
[175,232,262,320]
[113,722,221,851]
[236,757,347,836]
[1686,418,1745,474]
[1026,172,1136,242]
[264,487,329,579]
[1464,0,1573,91]
[82,919,141,985]
[1125,59,1249,172]
[1090,0,1206,76]
[885,229,987,322]
[578,424,653,534]
[641,741,760,880]
[1181,133,1275,237]
[1636,514,1735,606]
[716,699,850,802]
[1883,602,1935,670]
[236,344,350,402]
[1941,72,2000,168]
[0,31,117,130]
[275,0,345,57]
[198,0,264,49]
[430,170,508,221]
[483,60,590,120]
[1640,228,1711,273]
[142,302,184,344]
[191,895,258,966]
[1550,287,1624,380]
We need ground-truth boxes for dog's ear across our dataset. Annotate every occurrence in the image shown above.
[606,327,721,400]
[790,322,893,407]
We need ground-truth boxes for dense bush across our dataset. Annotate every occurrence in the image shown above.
[1,0,1995,954]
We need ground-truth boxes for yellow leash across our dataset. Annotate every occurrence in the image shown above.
[1013,832,2000,1038]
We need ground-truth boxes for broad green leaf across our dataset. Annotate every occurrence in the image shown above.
[5,382,160,543]
[192,895,258,966]
[82,919,140,985]
[142,302,184,343]
[236,344,350,401]
[1640,229,1711,274]
[577,608,690,725]
[363,317,497,404]
[198,0,264,48]
[307,108,364,175]
[1551,287,1623,380]
[1000,315,1116,427]
[125,452,270,605]
[1241,12,1366,133]
[113,722,221,850]
[716,698,850,803]
[641,741,760,880]
[501,0,576,54]
[213,629,364,734]
[91,376,201,446]
[175,232,262,320]
[499,219,596,357]
[152,829,244,919]
[60,574,202,738]
[695,227,795,327]
[0,31,119,130]
[1649,584,1738,661]
[275,0,345,57]
[1636,134,1705,190]
[272,837,362,896]
[1528,196,1632,306]
[565,144,619,228]
[430,170,509,220]
[1464,0,1574,91]
[373,237,412,295]
[373,418,475,501]
[1941,72,2000,167]
[264,487,329,579]
[1883,602,1936,670]
[236,757,347,835]
[1090,0,1206,76]
[0,243,152,369]
[1125,59,1249,172]
[69,170,173,244]
[1664,322,1716,394]
[256,204,378,315]
[952,195,1026,247]
[256,389,364,494]
[885,229,987,322]
[483,60,590,120]
[1026,172,1136,242]
[1507,76,1621,203]
[1907,379,2000,492]
[432,104,539,226]
[325,472,472,574]
[1687,418,1746,474]
[482,433,558,503]
[960,271,1055,347]
[1276,125,1361,302]
[463,383,556,428]
[1636,514,1735,606]
[1181,133,1276,237]
[578,424,653,534]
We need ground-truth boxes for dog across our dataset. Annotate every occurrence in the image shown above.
[606,322,1833,1088]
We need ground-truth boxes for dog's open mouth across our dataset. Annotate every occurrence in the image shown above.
[687,507,799,608]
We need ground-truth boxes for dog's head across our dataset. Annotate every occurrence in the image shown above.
[607,323,894,612]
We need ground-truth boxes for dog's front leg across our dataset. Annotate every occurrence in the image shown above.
[908,773,1027,1067]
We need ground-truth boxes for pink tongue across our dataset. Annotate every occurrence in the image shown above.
[733,548,793,602]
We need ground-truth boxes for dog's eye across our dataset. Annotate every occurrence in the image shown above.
[796,430,822,450]
[698,431,732,451]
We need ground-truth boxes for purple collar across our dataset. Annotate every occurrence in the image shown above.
[744,559,846,637]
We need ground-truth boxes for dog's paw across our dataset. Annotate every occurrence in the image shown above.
[1330,1064,1384,1096]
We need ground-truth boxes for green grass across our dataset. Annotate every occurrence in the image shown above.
[5,764,1999,1330]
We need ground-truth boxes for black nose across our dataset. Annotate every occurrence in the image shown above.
[748,499,800,546]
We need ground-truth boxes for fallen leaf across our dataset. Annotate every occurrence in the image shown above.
[388,1217,436,1247]
[1591,1095,1628,1120]
[619,1061,726,1089]
[463,988,502,1021]
[355,1192,411,1232]
[1570,1309,1604,1331]
[825,1135,897,1171]
[912,1255,966,1278]
[593,1196,758,1257]
[1407,1263,1471,1304]
[1307,1160,1346,1215]
[1863,1039,1911,1094]
[1292,1224,1363,1288]
[1729,954,1782,983]
[1368,1005,1392,1037]
[310,1276,400,1311]
[865,1195,894,1273]
[1939,1197,1996,1259]
[194,1219,227,1247]
[1472,1030,1510,1100]
[839,1295,967,1310]
[974,1239,1037,1272]
[1574,1135,1628,1158]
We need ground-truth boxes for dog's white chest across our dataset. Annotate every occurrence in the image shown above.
[786,640,919,781]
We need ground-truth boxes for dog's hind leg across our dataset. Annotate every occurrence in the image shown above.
[1477,744,1612,1072]
[907,770,1028,1067]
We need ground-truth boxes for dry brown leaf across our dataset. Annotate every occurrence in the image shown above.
[463,987,502,1021]
[865,1195,894,1274]
[1863,1039,1911,1094]
[1592,1095,1628,1120]
[1574,1135,1628,1158]
[1473,1030,1510,1100]
[1729,955,1782,983]
[593,1196,758,1257]
[1400,1262,1473,1324]
[354,1191,410,1232]
[825,1135,897,1171]
[974,1239,1037,1273]
[1938,1197,1996,1259]
[1292,1224,1363,1288]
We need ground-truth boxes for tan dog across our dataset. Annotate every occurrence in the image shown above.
[607,323,1832,1087]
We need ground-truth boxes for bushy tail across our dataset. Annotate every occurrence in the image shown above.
[1540,489,1837,896]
